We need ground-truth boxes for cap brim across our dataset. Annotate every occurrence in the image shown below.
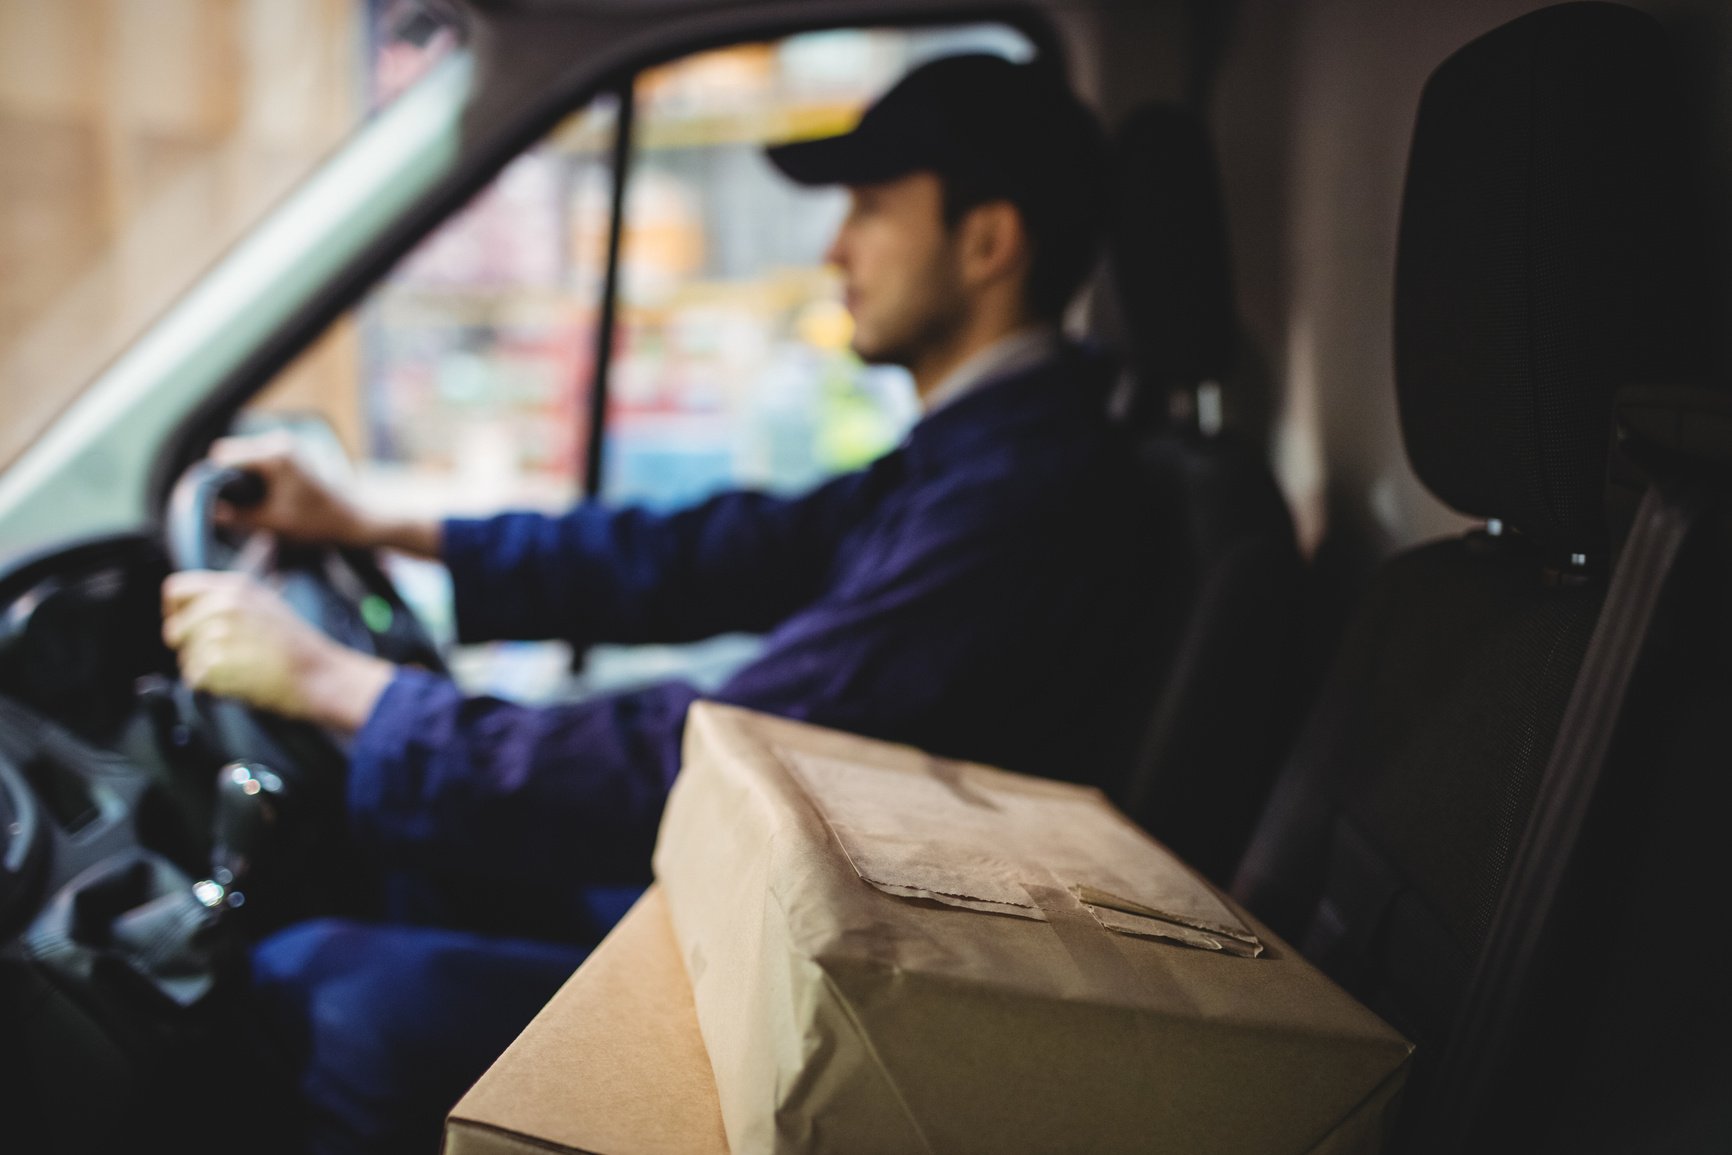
[765,128,919,187]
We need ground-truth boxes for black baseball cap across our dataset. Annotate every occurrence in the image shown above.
[765,52,1106,216]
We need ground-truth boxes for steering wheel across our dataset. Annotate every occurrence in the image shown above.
[166,460,446,673]
[158,459,448,926]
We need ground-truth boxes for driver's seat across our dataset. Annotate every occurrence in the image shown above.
[1101,101,1304,886]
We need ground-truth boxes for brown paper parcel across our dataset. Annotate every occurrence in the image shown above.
[653,702,1414,1155]
[444,885,729,1155]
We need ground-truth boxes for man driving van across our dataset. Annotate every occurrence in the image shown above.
[161,53,1168,1154]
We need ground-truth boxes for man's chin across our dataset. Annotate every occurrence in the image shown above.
[849,337,909,370]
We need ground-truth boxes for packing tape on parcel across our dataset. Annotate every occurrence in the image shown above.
[1019,880,1141,1001]
[1021,876,1200,1021]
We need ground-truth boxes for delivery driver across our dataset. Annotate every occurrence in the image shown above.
[162,53,1167,1154]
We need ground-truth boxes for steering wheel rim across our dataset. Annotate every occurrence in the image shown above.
[165,460,446,674]
[165,461,262,574]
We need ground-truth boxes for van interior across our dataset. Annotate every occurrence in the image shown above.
[1,0,1730,1150]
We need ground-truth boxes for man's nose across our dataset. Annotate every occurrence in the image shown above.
[822,227,847,271]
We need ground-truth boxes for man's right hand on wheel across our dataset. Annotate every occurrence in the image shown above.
[209,433,442,559]
[210,433,370,546]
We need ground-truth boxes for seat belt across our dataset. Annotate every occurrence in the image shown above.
[1419,385,1731,1151]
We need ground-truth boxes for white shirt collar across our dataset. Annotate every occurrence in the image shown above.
[919,327,1062,415]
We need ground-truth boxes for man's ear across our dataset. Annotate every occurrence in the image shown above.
[958,200,1030,288]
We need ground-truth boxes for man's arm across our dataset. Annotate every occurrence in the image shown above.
[440,461,891,647]
[208,432,893,647]
[347,670,697,884]
[208,434,443,559]
[165,454,1142,891]
[341,484,1130,890]
[330,528,1017,889]
[157,568,684,881]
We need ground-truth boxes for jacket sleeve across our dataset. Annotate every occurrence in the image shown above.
[438,464,886,647]
[709,486,1059,755]
[344,476,1124,889]
[346,667,699,885]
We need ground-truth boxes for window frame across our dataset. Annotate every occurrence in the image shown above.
[587,78,635,498]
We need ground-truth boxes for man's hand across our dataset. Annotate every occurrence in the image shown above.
[209,434,442,558]
[210,433,371,547]
[161,571,396,735]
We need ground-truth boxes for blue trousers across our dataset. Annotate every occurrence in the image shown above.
[247,884,643,1155]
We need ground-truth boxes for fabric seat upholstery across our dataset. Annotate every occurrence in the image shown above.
[1231,4,1702,1146]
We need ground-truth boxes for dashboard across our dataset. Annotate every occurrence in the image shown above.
[0,535,207,940]
[0,530,420,1145]
[0,530,432,950]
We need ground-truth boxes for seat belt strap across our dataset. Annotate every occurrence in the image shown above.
[1421,474,1704,1150]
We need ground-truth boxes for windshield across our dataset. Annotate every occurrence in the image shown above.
[0,0,459,472]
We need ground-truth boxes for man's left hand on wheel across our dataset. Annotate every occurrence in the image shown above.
[161,570,395,735]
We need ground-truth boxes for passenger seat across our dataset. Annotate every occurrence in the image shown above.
[1230,4,1709,1149]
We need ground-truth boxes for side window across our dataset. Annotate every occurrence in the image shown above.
[241,22,1034,702]
[244,98,621,698]
[249,97,619,518]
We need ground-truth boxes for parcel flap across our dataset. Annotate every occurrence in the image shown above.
[778,748,1261,956]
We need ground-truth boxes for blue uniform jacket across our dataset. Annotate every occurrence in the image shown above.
[347,347,1173,886]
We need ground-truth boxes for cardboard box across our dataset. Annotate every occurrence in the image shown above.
[443,885,729,1155]
[652,702,1414,1155]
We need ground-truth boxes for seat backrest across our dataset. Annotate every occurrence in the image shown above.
[1107,103,1237,426]
[1102,103,1304,885]
[1231,4,1701,1146]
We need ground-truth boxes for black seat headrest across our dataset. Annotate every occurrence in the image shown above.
[1109,103,1236,410]
[1394,2,1700,550]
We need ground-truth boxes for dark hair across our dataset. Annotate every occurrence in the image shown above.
[934,70,1108,323]
[940,176,1105,322]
